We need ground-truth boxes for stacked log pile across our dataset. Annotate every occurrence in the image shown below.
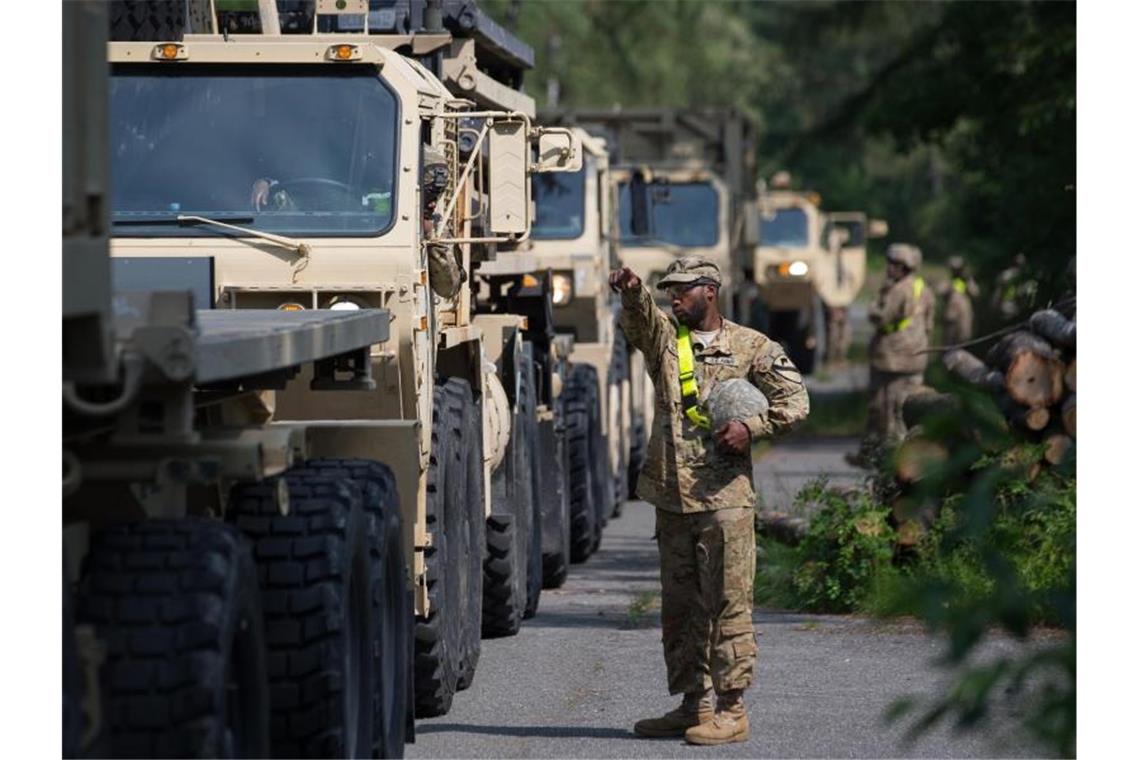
[887,307,1076,546]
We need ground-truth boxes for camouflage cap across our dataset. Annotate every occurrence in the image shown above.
[655,256,722,290]
[886,243,922,271]
[947,255,966,273]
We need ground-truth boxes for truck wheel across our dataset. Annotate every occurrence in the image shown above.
[229,475,373,758]
[77,518,271,758]
[447,379,485,691]
[483,345,539,636]
[574,364,613,554]
[521,345,545,617]
[627,411,647,500]
[564,365,599,563]
[413,384,461,718]
[541,396,572,588]
[110,1,188,41]
[299,459,409,759]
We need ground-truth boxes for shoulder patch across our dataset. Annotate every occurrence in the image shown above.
[772,353,804,384]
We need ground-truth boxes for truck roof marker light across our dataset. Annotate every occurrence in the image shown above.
[521,274,539,288]
[328,44,362,62]
[153,43,187,61]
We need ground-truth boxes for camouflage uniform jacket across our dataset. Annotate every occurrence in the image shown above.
[620,284,810,514]
[868,272,931,373]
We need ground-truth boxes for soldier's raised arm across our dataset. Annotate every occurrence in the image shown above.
[611,266,672,372]
[742,340,810,439]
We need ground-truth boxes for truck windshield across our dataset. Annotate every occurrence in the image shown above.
[760,207,809,248]
[618,182,719,247]
[532,167,585,240]
[110,64,399,237]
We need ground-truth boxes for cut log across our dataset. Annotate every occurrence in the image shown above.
[943,349,1004,391]
[998,393,1050,431]
[987,332,1064,407]
[1028,309,1076,351]
[756,511,808,546]
[1043,433,1074,466]
[895,438,950,483]
[890,496,939,547]
[1064,358,1076,393]
[1061,394,1076,437]
[902,388,957,429]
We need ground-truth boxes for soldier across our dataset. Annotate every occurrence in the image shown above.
[849,244,931,466]
[939,255,979,346]
[609,257,809,746]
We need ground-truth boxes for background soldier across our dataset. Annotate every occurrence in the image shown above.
[609,257,809,746]
[849,243,931,466]
[939,255,979,346]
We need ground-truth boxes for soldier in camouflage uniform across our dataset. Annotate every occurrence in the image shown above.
[609,257,810,746]
[939,255,979,346]
[850,244,931,466]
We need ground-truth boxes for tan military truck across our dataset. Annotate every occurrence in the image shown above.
[67,3,405,757]
[524,127,639,570]
[100,2,580,753]
[752,177,887,373]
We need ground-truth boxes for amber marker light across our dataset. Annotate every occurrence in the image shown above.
[521,274,540,288]
[153,43,186,61]
[278,302,306,311]
[328,44,362,61]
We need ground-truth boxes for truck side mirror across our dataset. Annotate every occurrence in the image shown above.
[629,170,652,237]
[488,119,528,235]
[533,128,582,173]
[868,219,889,238]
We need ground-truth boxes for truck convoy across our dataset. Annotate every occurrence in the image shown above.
[66,0,597,757]
[752,175,887,373]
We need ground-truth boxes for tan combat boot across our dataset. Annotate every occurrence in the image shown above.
[633,690,714,738]
[684,689,750,746]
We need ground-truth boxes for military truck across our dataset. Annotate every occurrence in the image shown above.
[90,3,581,757]
[66,3,410,757]
[542,108,760,320]
[522,127,640,570]
[752,175,887,374]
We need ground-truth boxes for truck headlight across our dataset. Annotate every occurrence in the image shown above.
[789,260,809,277]
[552,272,574,306]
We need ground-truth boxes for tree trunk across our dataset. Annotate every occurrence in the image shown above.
[1062,394,1076,437]
[987,332,1064,407]
[1043,433,1074,466]
[895,438,949,483]
[1028,309,1076,351]
[901,388,957,429]
[942,349,1004,390]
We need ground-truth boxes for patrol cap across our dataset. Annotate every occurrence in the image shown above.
[655,256,722,290]
[947,255,966,273]
[886,243,922,271]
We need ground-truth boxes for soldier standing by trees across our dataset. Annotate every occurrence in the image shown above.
[849,244,932,466]
[609,257,809,746]
[939,255,979,346]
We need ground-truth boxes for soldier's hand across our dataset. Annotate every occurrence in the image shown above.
[714,420,751,456]
[609,266,641,293]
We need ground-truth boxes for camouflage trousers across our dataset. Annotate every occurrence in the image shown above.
[656,507,757,695]
[864,369,923,448]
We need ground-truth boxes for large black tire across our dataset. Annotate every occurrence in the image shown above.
[300,459,409,759]
[540,395,572,589]
[109,1,208,40]
[451,380,486,691]
[77,518,271,758]
[627,409,647,500]
[413,384,461,718]
[564,364,599,563]
[229,475,373,758]
[483,343,540,636]
[770,306,820,376]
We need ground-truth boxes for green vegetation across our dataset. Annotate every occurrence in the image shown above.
[624,590,661,629]
[754,399,1075,756]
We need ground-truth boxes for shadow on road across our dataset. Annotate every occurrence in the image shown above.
[416,723,643,740]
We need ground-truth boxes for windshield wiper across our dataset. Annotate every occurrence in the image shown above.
[113,214,255,226]
[112,214,310,258]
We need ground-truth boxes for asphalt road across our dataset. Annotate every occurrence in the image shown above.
[409,497,1042,758]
